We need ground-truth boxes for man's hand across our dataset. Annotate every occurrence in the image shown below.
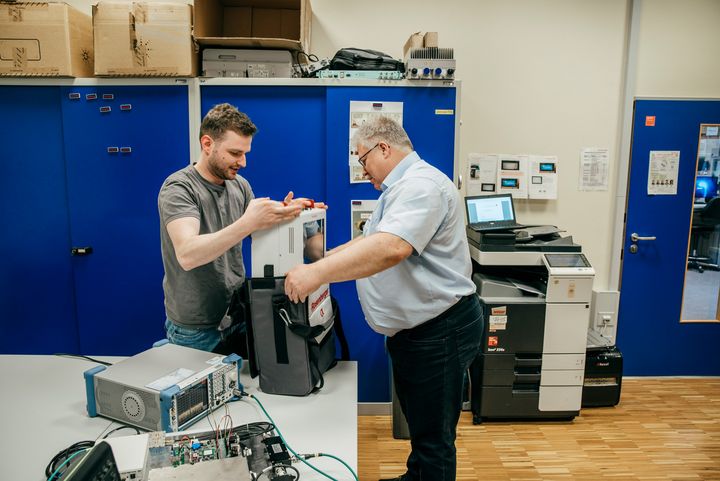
[283,191,328,210]
[243,197,302,232]
[285,264,323,303]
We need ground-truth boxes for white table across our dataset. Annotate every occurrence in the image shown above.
[0,355,357,481]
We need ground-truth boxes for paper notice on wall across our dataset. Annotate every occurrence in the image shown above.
[349,101,403,183]
[647,150,680,195]
[579,148,609,191]
[350,199,378,239]
[467,153,498,196]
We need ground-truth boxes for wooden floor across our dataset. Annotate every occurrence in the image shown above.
[358,378,720,481]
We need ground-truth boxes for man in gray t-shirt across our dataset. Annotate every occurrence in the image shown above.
[158,103,309,353]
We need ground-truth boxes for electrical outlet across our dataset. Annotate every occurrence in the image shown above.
[595,311,614,329]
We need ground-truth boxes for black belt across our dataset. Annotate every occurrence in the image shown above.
[407,294,477,333]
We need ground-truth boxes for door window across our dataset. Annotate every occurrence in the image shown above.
[682,124,720,322]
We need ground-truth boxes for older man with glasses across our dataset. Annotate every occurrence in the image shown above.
[285,116,483,481]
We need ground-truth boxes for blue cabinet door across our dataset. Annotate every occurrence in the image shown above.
[61,85,190,355]
[0,86,79,354]
[200,84,457,402]
[326,86,458,402]
[200,86,327,276]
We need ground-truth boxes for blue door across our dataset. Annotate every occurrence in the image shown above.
[61,85,190,355]
[618,99,720,375]
[0,86,79,354]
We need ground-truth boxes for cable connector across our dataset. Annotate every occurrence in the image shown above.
[232,388,250,398]
[292,453,320,462]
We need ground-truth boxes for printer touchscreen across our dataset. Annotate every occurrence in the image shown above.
[545,253,590,268]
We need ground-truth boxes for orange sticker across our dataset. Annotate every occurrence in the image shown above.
[645,116,656,127]
[488,336,498,347]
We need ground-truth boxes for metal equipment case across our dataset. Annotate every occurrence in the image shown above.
[84,341,241,432]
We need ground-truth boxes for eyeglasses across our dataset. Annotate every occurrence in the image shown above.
[357,143,379,168]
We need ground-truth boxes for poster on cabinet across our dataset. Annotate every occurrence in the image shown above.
[348,101,403,183]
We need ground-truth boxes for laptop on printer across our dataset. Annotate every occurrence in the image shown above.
[465,193,525,232]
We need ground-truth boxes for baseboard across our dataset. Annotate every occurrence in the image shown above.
[358,402,391,416]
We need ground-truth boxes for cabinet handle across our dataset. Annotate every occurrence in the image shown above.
[71,246,93,256]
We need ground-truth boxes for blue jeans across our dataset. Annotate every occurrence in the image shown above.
[387,294,483,481]
[164,318,222,352]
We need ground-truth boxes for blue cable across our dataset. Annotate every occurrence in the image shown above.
[248,393,359,481]
[317,453,359,481]
[48,448,89,481]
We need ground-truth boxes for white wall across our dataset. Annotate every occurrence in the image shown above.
[311,0,629,288]
[634,0,720,98]
[62,0,720,289]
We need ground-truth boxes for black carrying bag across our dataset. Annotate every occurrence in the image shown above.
[329,48,404,71]
[244,277,349,396]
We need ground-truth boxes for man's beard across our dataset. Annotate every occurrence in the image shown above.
[207,151,236,181]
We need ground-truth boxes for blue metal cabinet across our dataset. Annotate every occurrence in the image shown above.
[0,86,79,354]
[200,86,327,204]
[60,85,190,354]
[325,86,458,402]
[200,86,327,279]
[200,84,457,402]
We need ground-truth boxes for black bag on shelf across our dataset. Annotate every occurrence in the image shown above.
[329,48,404,71]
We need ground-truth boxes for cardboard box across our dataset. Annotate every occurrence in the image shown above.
[423,31,439,48]
[194,0,311,52]
[93,2,197,77]
[403,31,423,58]
[0,2,93,77]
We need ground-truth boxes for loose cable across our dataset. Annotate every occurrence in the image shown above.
[238,390,358,481]
[46,445,92,480]
[54,353,113,366]
[102,425,141,439]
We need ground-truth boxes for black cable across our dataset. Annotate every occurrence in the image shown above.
[102,425,141,439]
[45,440,95,479]
[294,51,322,78]
[54,353,113,366]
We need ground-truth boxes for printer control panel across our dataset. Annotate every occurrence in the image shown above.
[543,253,594,275]
[543,254,595,303]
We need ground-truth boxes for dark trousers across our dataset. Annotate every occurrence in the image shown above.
[387,294,483,481]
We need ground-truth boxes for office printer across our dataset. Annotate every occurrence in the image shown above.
[468,226,594,423]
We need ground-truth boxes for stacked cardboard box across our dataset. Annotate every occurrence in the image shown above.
[93,2,196,77]
[0,2,93,77]
[0,1,312,78]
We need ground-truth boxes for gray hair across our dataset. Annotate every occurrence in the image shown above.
[351,116,414,152]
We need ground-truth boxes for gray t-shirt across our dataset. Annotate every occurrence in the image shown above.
[158,164,254,328]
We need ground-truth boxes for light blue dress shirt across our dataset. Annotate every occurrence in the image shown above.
[356,151,476,336]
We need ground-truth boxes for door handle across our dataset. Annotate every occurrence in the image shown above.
[631,233,656,242]
[71,246,93,256]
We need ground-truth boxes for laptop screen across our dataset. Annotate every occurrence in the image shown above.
[465,194,516,224]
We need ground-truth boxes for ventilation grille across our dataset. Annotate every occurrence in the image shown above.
[95,379,160,430]
[409,47,454,60]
